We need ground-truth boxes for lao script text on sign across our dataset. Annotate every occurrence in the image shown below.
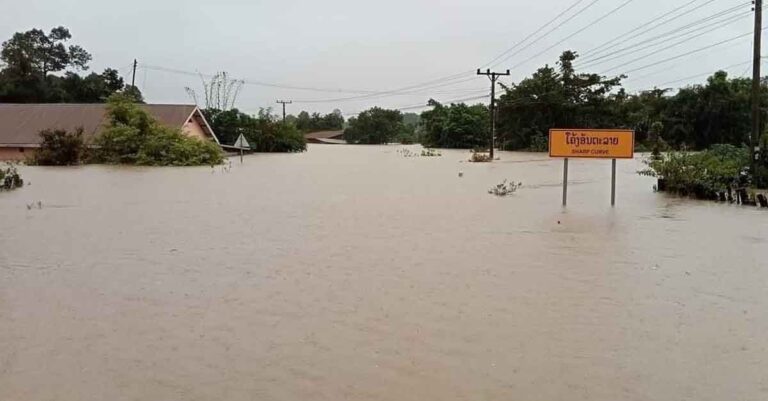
[549,129,634,159]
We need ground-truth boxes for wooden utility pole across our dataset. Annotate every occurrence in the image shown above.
[752,0,763,169]
[276,100,292,123]
[131,59,138,88]
[477,69,510,160]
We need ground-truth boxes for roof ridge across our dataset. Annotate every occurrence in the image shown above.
[0,103,197,107]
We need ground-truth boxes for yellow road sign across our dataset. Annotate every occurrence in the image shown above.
[549,129,634,159]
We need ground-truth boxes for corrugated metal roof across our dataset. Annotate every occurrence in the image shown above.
[0,103,199,145]
[304,130,344,140]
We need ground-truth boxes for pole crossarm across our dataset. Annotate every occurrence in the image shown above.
[476,69,510,159]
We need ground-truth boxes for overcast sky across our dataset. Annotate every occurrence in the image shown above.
[0,0,756,115]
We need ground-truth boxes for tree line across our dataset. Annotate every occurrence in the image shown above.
[32,94,223,166]
[289,110,345,132]
[344,50,768,154]
[203,108,306,153]
[0,26,142,103]
[342,108,420,144]
[496,51,764,152]
[1,27,306,153]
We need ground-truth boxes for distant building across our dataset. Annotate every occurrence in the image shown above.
[304,130,346,144]
[0,104,220,161]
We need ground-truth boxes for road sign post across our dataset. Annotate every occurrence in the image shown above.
[562,158,569,207]
[549,129,635,207]
[611,158,617,206]
[233,133,251,164]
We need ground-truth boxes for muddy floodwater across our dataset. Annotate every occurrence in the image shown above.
[1,145,767,401]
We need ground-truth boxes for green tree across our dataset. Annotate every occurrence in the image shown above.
[92,94,223,166]
[497,51,625,150]
[55,68,125,103]
[344,107,406,144]
[420,99,489,148]
[648,121,666,158]
[295,111,312,131]
[33,128,87,165]
[1,26,91,79]
[0,27,135,103]
[204,108,306,152]
[292,109,345,132]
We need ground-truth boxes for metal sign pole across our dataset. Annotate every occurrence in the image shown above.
[611,159,617,206]
[562,158,569,207]
[240,147,243,164]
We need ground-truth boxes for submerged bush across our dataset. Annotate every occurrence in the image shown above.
[469,149,492,163]
[489,180,522,197]
[250,121,307,153]
[639,144,749,196]
[0,163,23,190]
[528,134,548,152]
[204,108,307,153]
[91,94,223,166]
[33,128,87,165]
[135,125,224,166]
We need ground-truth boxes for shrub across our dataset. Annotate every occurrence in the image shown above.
[396,126,418,145]
[92,124,143,164]
[247,122,306,153]
[420,100,489,149]
[470,149,492,163]
[529,134,548,152]
[91,94,223,166]
[266,123,307,153]
[204,108,306,153]
[33,128,87,165]
[754,165,768,189]
[344,107,407,144]
[639,144,749,196]
[136,125,224,166]
[488,180,522,196]
[0,163,23,190]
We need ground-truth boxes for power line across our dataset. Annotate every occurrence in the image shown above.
[133,0,610,106]
[483,0,589,68]
[580,11,751,71]
[750,0,762,170]
[655,59,755,86]
[276,100,292,122]
[292,0,603,104]
[141,62,488,103]
[477,69,511,159]
[577,5,753,69]
[584,1,752,66]
[292,76,484,104]
[485,0,604,69]
[580,0,717,58]
[509,0,639,70]
[606,28,764,76]
[141,64,382,95]
[342,94,490,117]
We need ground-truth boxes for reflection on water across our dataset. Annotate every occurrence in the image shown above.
[1,145,767,401]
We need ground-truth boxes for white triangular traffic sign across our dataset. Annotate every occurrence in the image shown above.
[233,134,251,150]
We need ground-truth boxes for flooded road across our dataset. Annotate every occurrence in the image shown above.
[1,145,767,401]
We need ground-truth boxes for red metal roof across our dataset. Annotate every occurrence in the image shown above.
[0,103,202,146]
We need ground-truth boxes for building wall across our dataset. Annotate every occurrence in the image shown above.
[0,147,35,162]
[182,118,209,141]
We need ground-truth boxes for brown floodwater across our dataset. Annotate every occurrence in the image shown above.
[1,145,767,401]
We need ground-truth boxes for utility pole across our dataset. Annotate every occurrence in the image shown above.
[477,69,510,160]
[276,100,292,123]
[752,0,763,170]
[131,59,138,88]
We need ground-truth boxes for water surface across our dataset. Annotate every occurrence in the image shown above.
[1,145,767,401]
